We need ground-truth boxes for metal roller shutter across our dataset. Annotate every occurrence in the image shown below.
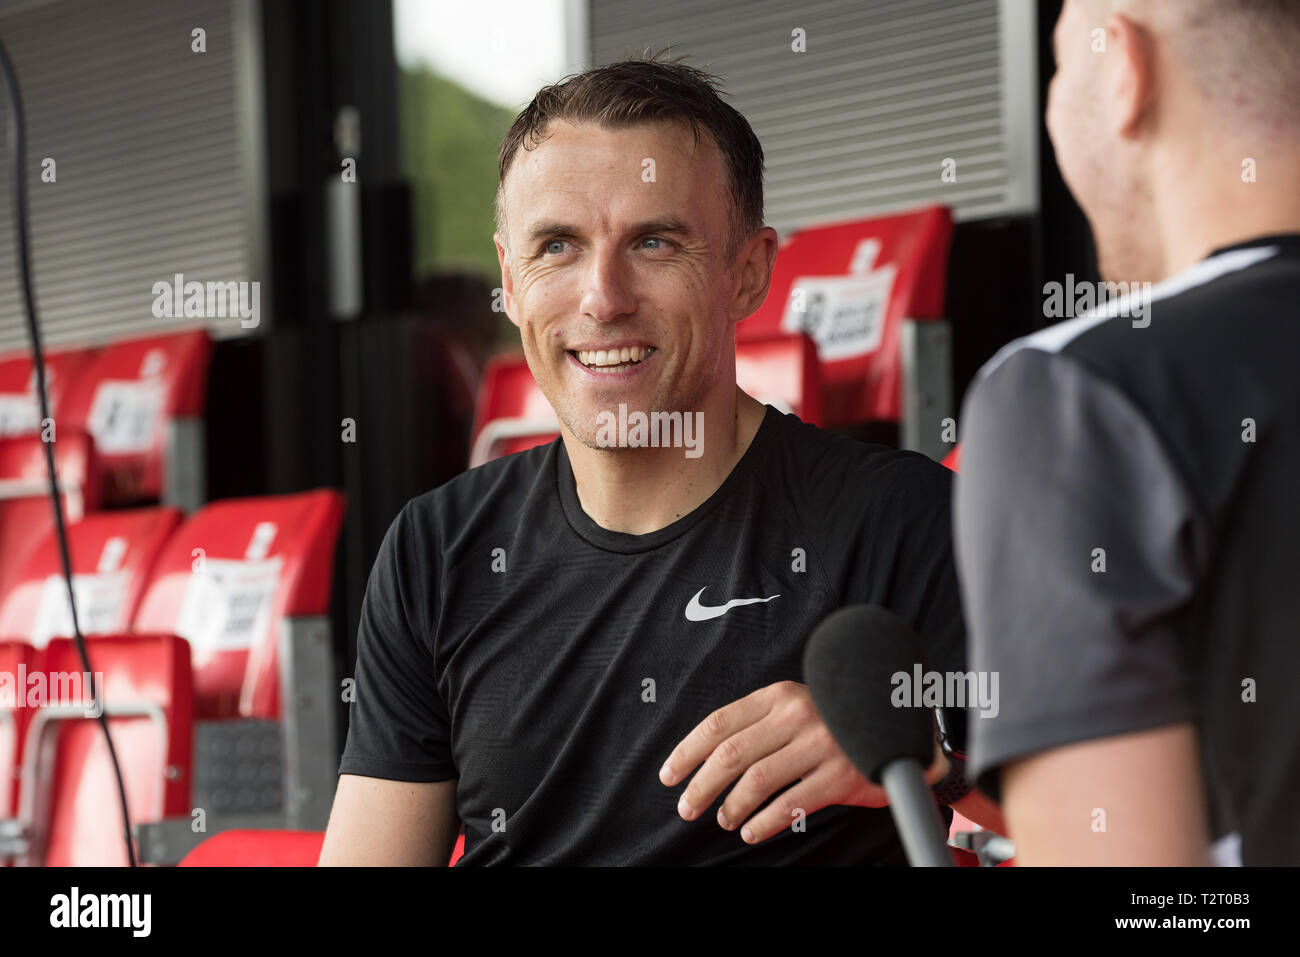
[0,0,264,353]
[587,0,1037,235]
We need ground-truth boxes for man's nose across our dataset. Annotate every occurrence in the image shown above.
[579,245,637,323]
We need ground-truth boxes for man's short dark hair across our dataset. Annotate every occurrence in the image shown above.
[496,50,765,261]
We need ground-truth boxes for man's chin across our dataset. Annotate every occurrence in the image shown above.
[561,400,673,452]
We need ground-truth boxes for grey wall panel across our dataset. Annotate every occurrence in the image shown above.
[0,0,260,353]
[589,0,1036,236]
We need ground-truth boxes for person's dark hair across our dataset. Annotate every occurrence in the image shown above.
[495,49,764,261]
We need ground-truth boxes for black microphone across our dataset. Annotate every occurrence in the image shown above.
[803,604,953,867]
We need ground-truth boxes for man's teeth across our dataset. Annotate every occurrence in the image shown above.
[576,346,655,368]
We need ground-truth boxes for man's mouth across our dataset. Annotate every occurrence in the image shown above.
[568,345,657,373]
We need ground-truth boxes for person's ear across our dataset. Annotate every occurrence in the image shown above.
[494,232,520,329]
[731,226,780,323]
[1109,13,1155,139]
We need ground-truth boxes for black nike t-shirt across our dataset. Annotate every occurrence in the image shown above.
[339,404,968,865]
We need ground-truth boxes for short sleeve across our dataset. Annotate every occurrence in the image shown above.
[338,501,457,782]
[955,348,1203,801]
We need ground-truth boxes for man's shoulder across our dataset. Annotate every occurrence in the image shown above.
[768,410,953,513]
[402,438,558,531]
[976,241,1298,392]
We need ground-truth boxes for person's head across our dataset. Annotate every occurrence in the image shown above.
[494,52,778,451]
[1047,0,1300,281]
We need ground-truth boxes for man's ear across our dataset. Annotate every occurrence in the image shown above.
[731,226,781,323]
[1109,13,1155,139]
[493,232,520,328]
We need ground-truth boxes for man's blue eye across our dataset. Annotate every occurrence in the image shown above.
[642,237,671,250]
[544,240,566,255]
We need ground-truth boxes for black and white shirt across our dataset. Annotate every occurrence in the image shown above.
[956,234,1300,866]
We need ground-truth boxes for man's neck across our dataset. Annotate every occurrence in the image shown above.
[562,388,768,535]
[1151,134,1300,281]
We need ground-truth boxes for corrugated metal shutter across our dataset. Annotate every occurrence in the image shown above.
[0,0,261,353]
[588,0,1036,236]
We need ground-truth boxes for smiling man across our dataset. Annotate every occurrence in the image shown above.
[319,53,1001,866]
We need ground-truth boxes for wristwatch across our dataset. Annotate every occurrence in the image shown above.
[931,706,973,806]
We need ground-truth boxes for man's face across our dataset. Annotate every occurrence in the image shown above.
[1046,0,1153,280]
[495,120,742,448]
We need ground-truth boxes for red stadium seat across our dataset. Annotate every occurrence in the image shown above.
[56,329,212,507]
[0,432,102,602]
[178,829,325,866]
[468,333,825,466]
[735,333,825,425]
[740,206,953,428]
[132,489,345,720]
[110,490,350,863]
[0,640,41,826]
[0,346,96,440]
[951,846,981,866]
[178,829,461,866]
[0,507,181,648]
[11,633,193,866]
[468,354,560,467]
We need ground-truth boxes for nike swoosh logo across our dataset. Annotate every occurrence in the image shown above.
[684,587,781,622]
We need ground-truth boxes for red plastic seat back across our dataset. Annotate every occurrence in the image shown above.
[57,329,212,505]
[179,829,326,866]
[0,507,181,647]
[735,333,824,425]
[740,206,953,427]
[951,846,981,867]
[471,353,557,432]
[179,829,461,866]
[36,634,193,866]
[132,490,346,719]
[0,433,101,601]
[0,640,40,818]
[0,431,97,500]
[941,443,961,472]
[0,348,96,439]
[469,355,559,466]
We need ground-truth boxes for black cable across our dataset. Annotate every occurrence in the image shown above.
[0,37,137,868]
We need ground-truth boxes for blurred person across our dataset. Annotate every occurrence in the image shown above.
[956,0,1300,864]
[321,53,1003,866]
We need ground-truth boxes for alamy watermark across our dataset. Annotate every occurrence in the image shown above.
[50,887,150,937]
[594,404,703,459]
[151,273,259,328]
[891,665,999,718]
[0,667,105,716]
[1043,274,1153,328]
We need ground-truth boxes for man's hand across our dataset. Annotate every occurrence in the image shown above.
[658,680,947,844]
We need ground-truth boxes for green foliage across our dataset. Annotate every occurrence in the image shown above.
[399,64,518,283]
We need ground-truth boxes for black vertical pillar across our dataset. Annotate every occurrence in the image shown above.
[258,0,418,754]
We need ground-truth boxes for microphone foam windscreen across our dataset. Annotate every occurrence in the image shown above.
[803,604,935,783]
